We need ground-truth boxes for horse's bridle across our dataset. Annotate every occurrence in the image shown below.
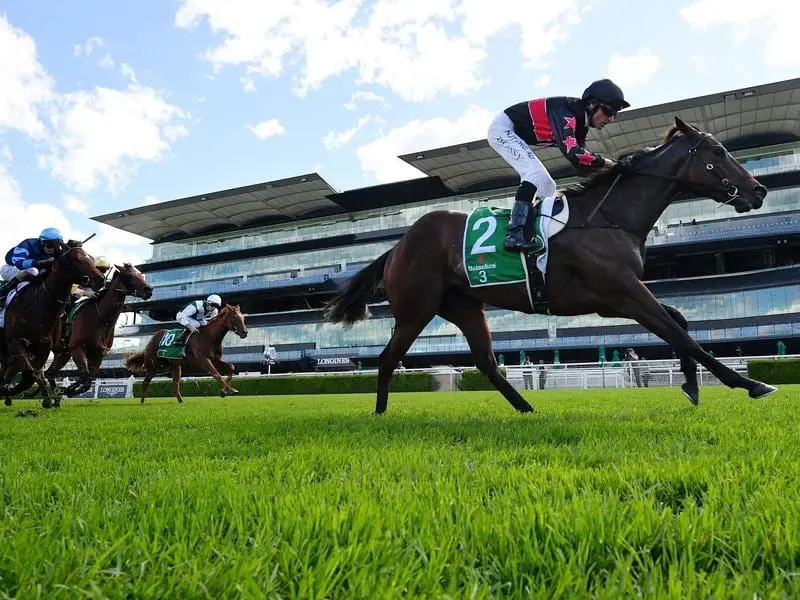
[581,134,747,229]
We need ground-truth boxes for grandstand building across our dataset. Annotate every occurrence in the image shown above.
[92,78,800,375]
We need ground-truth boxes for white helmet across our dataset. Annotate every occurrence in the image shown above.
[206,294,222,308]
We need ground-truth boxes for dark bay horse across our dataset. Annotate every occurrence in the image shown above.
[124,304,248,403]
[40,264,153,397]
[325,117,777,414]
[1,241,105,408]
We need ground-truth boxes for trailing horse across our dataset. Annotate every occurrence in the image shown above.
[39,264,153,397]
[325,117,777,414]
[1,241,105,408]
[124,304,248,403]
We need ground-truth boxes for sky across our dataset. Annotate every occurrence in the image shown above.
[1,0,798,266]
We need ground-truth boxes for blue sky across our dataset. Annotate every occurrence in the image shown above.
[0,0,796,264]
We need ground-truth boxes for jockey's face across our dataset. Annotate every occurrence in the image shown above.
[40,240,59,255]
[590,105,616,129]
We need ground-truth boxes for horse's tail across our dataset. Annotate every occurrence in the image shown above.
[124,351,147,373]
[324,249,392,326]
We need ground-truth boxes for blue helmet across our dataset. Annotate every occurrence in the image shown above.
[39,227,64,242]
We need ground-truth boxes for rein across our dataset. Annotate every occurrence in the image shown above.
[576,134,744,232]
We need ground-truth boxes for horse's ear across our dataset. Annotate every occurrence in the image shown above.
[674,116,699,136]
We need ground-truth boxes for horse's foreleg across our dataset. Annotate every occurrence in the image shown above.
[661,303,700,404]
[608,278,776,402]
[170,363,183,404]
[439,292,534,413]
[202,359,234,398]
[212,358,237,393]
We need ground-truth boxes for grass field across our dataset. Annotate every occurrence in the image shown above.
[1,386,799,599]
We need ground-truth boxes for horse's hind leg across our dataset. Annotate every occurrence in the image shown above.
[661,303,700,404]
[439,291,534,413]
[170,363,184,404]
[375,314,435,414]
[140,371,153,404]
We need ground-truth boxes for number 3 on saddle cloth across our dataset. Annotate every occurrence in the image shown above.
[462,196,569,314]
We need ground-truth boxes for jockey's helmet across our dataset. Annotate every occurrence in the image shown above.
[582,79,630,116]
[94,255,111,272]
[39,227,64,243]
[206,294,222,309]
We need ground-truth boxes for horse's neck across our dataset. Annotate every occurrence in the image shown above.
[42,272,73,302]
[603,176,677,237]
[204,314,230,343]
[95,282,126,324]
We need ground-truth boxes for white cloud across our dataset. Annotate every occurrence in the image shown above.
[63,194,90,215]
[0,149,150,266]
[0,15,54,138]
[606,48,661,89]
[175,0,590,102]
[680,0,800,68]
[142,195,160,206]
[535,74,551,88]
[248,118,286,140]
[241,76,256,92]
[1,16,190,201]
[323,115,376,149]
[344,91,387,111]
[356,105,493,183]
[41,81,189,194]
[97,53,116,69]
[73,36,105,58]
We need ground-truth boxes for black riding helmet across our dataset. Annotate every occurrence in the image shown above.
[582,79,630,114]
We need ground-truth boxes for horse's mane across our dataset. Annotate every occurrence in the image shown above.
[563,125,684,198]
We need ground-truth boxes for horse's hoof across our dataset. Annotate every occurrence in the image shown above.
[750,382,778,399]
[4,398,12,407]
[41,400,52,409]
[219,390,226,398]
[228,388,239,395]
[681,383,699,406]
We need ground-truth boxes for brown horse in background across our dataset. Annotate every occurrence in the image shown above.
[124,304,248,403]
[325,117,777,414]
[39,263,153,397]
[1,241,105,408]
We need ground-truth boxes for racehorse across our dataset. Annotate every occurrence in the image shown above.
[1,241,105,408]
[39,264,153,397]
[324,116,778,414]
[124,304,248,403]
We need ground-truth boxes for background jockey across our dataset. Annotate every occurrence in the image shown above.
[66,255,112,312]
[175,294,222,343]
[0,227,64,306]
[488,78,631,253]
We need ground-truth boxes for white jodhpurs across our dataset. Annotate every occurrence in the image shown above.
[487,112,557,200]
[0,264,38,282]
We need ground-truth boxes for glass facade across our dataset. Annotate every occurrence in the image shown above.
[114,285,800,355]
[147,143,800,264]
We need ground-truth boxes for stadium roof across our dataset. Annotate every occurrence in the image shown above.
[93,77,800,242]
[91,173,343,242]
[399,77,800,193]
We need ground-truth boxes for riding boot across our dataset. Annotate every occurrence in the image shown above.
[0,279,16,307]
[504,200,544,253]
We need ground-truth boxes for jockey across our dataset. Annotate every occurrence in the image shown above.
[175,294,222,342]
[488,78,631,253]
[0,227,64,305]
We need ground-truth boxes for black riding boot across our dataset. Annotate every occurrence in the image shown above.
[504,200,544,253]
[0,279,16,307]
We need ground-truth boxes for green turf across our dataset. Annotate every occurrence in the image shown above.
[1,386,799,599]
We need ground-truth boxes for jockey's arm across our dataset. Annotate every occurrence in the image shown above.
[549,106,611,172]
[11,245,34,270]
